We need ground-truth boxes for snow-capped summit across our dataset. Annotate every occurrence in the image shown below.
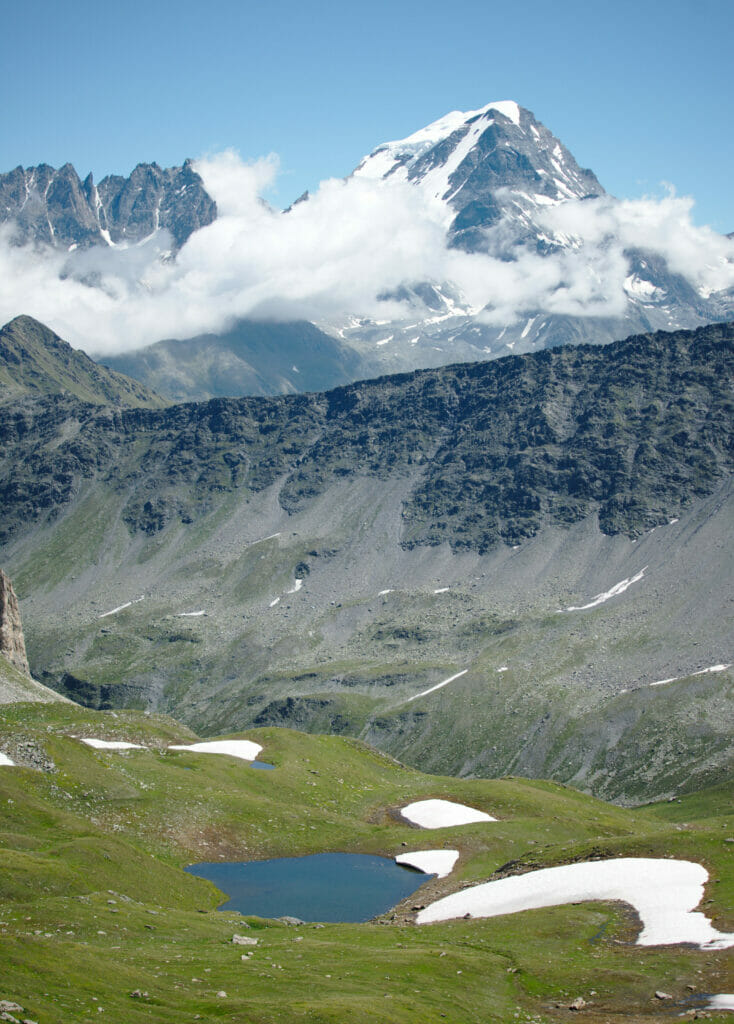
[326,101,733,375]
[354,101,603,249]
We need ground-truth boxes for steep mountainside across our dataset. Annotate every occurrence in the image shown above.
[102,319,368,400]
[2,322,731,546]
[0,160,215,249]
[1,321,732,803]
[0,315,166,407]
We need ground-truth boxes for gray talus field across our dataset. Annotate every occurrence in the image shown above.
[7,470,732,806]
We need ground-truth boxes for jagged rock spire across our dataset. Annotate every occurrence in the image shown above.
[0,570,30,677]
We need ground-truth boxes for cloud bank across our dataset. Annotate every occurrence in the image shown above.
[0,150,732,355]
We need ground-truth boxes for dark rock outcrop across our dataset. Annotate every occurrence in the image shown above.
[0,321,732,551]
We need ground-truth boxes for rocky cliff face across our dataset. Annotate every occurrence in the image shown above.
[0,160,216,250]
[1,321,731,550]
[0,571,30,676]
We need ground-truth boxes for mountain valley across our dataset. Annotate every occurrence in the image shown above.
[0,701,732,1022]
[1,96,733,1023]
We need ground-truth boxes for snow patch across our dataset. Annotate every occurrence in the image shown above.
[650,663,731,687]
[80,738,144,750]
[520,316,536,338]
[99,595,145,619]
[168,740,262,762]
[559,567,647,613]
[248,533,280,548]
[407,669,468,702]
[0,752,16,766]
[177,610,206,617]
[433,587,450,594]
[378,589,393,596]
[624,274,661,300]
[708,995,734,1011]
[401,798,496,829]
[269,597,281,607]
[416,858,734,949]
[396,849,460,878]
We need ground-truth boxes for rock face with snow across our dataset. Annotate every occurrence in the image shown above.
[335,100,732,371]
[1,101,730,399]
[354,100,603,254]
[0,570,30,676]
[0,159,216,250]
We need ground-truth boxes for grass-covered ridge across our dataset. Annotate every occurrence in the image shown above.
[0,315,167,409]
[0,703,732,1022]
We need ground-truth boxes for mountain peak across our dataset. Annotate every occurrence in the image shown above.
[396,99,522,148]
[0,315,167,407]
[353,102,604,247]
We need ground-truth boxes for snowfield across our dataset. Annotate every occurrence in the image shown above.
[708,995,734,1011]
[401,798,496,828]
[168,740,263,762]
[0,752,16,766]
[416,858,734,949]
[396,849,459,878]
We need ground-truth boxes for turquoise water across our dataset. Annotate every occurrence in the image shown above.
[186,852,429,922]
[250,761,275,770]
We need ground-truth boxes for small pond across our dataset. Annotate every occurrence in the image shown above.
[186,852,430,922]
[250,761,275,770]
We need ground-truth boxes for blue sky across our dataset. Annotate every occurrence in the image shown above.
[3,0,733,230]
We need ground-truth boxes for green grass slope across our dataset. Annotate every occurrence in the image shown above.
[0,315,167,408]
[0,704,732,1022]
[0,653,70,705]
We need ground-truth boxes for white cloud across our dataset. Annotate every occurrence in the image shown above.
[0,152,731,356]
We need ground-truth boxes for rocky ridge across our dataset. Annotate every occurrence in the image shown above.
[0,159,215,250]
[1,320,731,550]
